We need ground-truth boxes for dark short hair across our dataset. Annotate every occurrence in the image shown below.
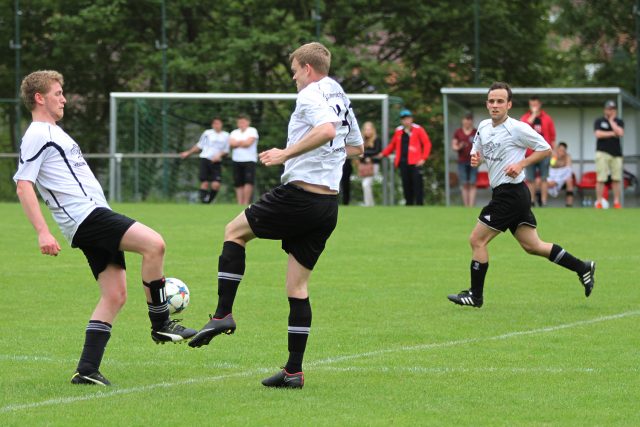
[529,95,541,102]
[488,81,512,101]
[558,142,568,149]
[236,113,250,121]
[463,112,473,119]
[211,117,222,123]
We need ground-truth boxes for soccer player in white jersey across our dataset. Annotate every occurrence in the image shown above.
[14,70,196,386]
[447,82,595,308]
[180,117,229,203]
[189,42,364,388]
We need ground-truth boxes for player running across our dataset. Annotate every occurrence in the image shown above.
[447,82,595,308]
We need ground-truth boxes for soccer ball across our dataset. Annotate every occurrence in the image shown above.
[165,277,190,314]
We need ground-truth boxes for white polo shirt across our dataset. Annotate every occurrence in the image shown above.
[230,127,259,162]
[13,122,110,242]
[281,76,363,191]
[472,117,550,188]
[197,129,229,160]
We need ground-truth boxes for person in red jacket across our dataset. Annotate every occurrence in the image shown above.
[379,109,432,205]
[520,96,556,207]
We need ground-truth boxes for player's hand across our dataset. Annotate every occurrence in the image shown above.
[416,159,425,167]
[211,155,221,163]
[259,148,288,166]
[179,151,189,159]
[470,152,481,167]
[39,232,61,256]
[504,163,523,178]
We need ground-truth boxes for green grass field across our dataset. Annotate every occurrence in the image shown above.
[1,202,638,426]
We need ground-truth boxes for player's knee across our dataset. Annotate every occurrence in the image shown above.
[146,233,166,259]
[520,241,542,255]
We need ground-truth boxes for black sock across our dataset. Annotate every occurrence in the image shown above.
[214,241,246,318]
[549,244,585,273]
[199,189,209,203]
[77,320,112,375]
[285,297,312,374]
[208,190,218,203]
[470,260,488,298]
[144,277,170,329]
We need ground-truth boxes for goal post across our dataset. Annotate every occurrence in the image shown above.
[109,92,393,204]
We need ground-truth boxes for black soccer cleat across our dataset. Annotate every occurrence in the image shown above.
[447,289,483,308]
[151,319,197,344]
[261,368,304,389]
[188,313,236,348]
[71,371,111,386]
[578,260,596,297]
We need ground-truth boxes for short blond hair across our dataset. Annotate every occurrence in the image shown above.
[21,70,64,111]
[289,42,331,75]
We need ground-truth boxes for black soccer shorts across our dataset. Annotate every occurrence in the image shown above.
[245,184,338,270]
[233,161,257,187]
[478,182,537,234]
[72,208,136,279]
[199,158,223,183]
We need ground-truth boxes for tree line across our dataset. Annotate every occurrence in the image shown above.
[0,0,636,202]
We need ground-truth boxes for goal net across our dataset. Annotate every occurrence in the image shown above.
[108,92,391,204]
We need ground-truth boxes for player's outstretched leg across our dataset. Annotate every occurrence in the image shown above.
[189,241,245,348]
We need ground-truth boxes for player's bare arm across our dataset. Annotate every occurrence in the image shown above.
[259,122,336,166]
[504,149,551,178]
[16,180,61,256]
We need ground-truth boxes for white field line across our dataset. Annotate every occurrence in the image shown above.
[1,309,638,414]
[307,310,640,366]
[313,366,603,374]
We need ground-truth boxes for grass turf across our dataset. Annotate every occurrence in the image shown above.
[0,202,638,426]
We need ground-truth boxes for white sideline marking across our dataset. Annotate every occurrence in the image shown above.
[307,310,640,366]
[314,366,601,374]
[1,309,638,414]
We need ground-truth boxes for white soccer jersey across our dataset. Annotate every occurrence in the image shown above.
[197,129,229,160]
[281,76,363,191]
[230,127,259,162]
[13,122,110,242]
[472,117,550,188]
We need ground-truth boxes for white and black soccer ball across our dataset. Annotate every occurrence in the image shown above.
[165,277,190,314]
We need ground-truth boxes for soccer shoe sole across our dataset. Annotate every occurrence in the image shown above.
[188,317,236,348]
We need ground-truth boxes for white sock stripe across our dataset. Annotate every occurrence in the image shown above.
[147,303,169,313]
[288,326,311,334]
[218,272,243,281]
[86,324,112,332]
[553,249,566,264]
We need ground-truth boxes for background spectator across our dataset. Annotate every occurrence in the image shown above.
[547,142,574,207]
[180,117,229,203]
[451,112,478,207]
[520,96,556,207]
[359,121,382,206]
[229,114,259,205]
[379,109,432,206]
[593,100,625,209]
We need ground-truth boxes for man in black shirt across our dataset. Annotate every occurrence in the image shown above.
[594,100,625,209]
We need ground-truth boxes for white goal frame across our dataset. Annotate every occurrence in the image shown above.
[109,92,392,203]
